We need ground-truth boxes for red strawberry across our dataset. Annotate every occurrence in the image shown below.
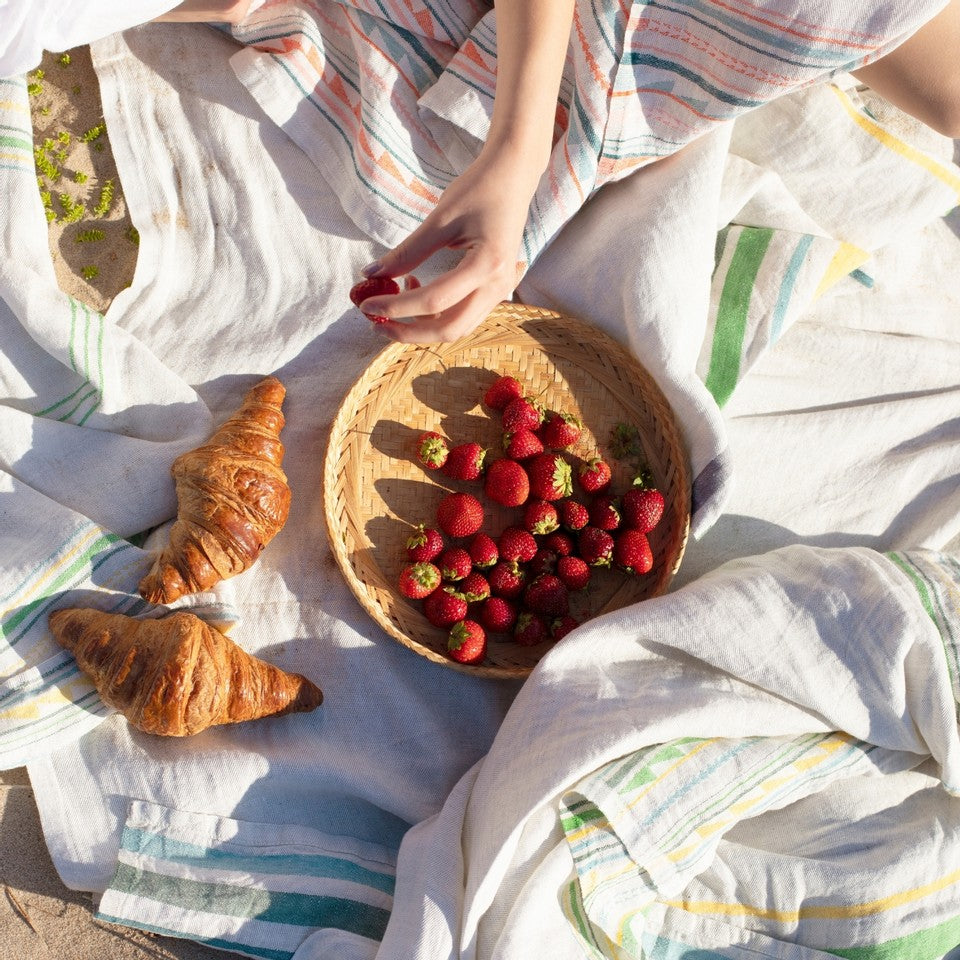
[527,452,573,501]
[437,546,472,581]
[467,532,498,569]
[484,458,530,508]
[523,499,559,536]
[405,524,445,563]
[398,562,441,599]
[488,560,526,599]
[442,442,487,481]
[423,588,468,627]
[556,555,590,591]
[578,526,614,567]
[502,428,544,461]
[529,548,558,577]
[613,529,654,575]
[349,277,400,323]
[479,596,518,633]
[589,494,622,532]
[550,615,580,640]
[558,499,590,532]
[454,570,491,603]
[447,620,487,664]
[543,531,574,557]
[437,492,484,538]
[415,431,449,471]
[523,574,570,617]
[622,486,665,533]
[483,375,524,411]
[540,411,583,449]
[578,457,612,494]
[502,396,544,432]
[514,611,549,646]
[498,526,538,563]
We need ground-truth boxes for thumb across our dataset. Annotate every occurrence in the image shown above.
[363,218,450,279]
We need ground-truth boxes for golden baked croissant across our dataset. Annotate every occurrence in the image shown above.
[139,376,291,605]
[48,608,322,736]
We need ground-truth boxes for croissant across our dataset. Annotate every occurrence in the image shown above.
[139,376,291,605]
[48,608,322,736]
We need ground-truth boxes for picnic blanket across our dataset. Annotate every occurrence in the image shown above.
[0,0,958,957]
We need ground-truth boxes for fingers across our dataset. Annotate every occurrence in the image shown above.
[365,217,451,283]
[377,287,504,344]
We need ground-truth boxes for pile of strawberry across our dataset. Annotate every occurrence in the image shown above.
[396,375,666,666]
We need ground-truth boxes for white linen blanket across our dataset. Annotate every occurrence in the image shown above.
[0,2,958,958]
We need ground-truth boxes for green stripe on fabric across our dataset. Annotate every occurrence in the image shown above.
[0,133,31,151]
[68,297,79,372]
[108,863,390,941]
[120,828,395,894]
[705,227,774,408]
[828,911,960,960]
[35,382,87,417]
[95,914,294,960]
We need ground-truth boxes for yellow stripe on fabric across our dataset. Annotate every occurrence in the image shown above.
[0,679,92,722]
[665,865,960,922]
[813,242,870,299]
[0,100,30,114]
[830,85,960,199]
[0,526,105,620]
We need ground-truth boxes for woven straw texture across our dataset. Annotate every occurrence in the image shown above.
[324,303,690,678]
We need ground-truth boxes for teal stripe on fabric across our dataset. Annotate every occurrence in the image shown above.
[704,227,774,407]
[0,523,95,606]
[120,827,395,895]
[0,162,33,172]
[108,863,390,940]
[850,268,874,287]
[95,914,294,960]
[643,929,735,959]
[771,233,814,342]
[0,658,80,709]
[628,54,762,111]
[0,690,108,749]
[68,296,79,372]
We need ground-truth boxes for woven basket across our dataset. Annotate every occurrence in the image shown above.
[323,303,690,678]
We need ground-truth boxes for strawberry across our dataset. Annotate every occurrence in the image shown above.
[589,494,622,532]
[622,485,665,534]
[609,421,643,461]
[454,570,491,603]
[527,452,573,501]
[488,560,526,599]
[556,555,590,591]
[405,524,445,563]
[613,529,653,575]
[484,458,530,508]
[523,574,570,617]
[558,499,590,532]
[437,546,472,582]
[543,531,574,557]
[514,611,549,646]
[479,596,518,633]
[550,615,580,640]
[484,375,525,411]
[502,396,544,432]
[437,492,484,538]
[578,457,612,495]
[423,588,468,627]
[540,411,583,449]
[529,548,558,577]
[447,620,487,664]
[578,526,614,567]
[523,499,559,536]
[398,562,441,599]
[442,442,487,481]
[467,532,499,569]
[498,526,538,563]
[349,276,400,323]
[416,431,449,471]
[502,428,544,461]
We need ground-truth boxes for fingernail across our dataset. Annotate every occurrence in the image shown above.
[360,260,383,277]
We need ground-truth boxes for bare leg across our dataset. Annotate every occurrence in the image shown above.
[153,0,258,24]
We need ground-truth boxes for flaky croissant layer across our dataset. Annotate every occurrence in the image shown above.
[139,376,292,605]
[49,608,322,737]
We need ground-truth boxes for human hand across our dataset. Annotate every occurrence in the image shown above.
[353,143,543,343]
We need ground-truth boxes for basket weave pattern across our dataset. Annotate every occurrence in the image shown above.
[324,304,690,678]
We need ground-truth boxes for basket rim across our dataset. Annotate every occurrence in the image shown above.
[323,302,691,679]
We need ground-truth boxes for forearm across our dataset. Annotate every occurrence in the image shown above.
[484,0,576,184]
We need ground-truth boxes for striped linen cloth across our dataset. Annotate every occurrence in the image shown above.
[96,800,397,960]
[375,547,960,960]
